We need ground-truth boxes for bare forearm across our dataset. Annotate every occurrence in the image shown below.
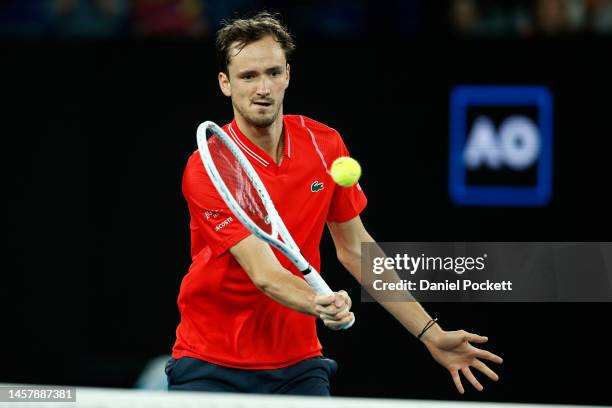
[378,297,442,342]
[230,236,319,317]
[340,235,442,341]
[257,268,319,317]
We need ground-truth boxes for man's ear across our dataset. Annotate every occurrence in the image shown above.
[285,63,290,89]
[218,72,231,97]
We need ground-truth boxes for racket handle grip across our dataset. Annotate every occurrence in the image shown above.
[304,270,355,330]
[304,270,333,296]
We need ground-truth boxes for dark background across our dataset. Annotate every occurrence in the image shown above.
[2,0,612,406]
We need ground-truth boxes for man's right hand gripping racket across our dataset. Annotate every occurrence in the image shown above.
[196,121,355,330]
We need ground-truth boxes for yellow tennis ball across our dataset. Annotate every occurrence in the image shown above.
[331,156,361,187]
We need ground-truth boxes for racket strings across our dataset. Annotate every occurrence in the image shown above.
[208,136,272,234]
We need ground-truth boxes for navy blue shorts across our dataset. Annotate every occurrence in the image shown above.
[165,356,338,395]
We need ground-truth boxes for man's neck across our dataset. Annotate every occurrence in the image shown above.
[234,112,284,164]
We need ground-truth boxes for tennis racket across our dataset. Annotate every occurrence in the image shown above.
[196,121,354,330]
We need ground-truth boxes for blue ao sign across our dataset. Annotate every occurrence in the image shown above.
[449,86,553,206]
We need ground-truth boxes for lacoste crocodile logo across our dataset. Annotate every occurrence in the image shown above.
[311,181,324,192]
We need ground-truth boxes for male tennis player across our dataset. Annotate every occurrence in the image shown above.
[167,12,502,395]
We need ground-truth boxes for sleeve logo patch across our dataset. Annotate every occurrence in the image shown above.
[214,216,233,231]
[203,209,223,220]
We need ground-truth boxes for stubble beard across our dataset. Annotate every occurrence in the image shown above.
[235,101,282,128]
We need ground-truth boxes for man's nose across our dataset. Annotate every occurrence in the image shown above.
[256,77,271,95]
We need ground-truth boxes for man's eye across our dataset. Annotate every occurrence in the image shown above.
[243,75,254,80]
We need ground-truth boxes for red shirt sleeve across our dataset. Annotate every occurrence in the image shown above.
[182,152,251,257]
[327,133,368,222]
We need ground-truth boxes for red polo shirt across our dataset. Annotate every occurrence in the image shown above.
[172,115,367,369]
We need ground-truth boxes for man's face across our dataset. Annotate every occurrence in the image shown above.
[219,35,290,128]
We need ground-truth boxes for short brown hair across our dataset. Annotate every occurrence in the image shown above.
[215,11,295,74]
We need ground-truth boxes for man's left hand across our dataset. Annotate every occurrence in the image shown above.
[422,329,503,394]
